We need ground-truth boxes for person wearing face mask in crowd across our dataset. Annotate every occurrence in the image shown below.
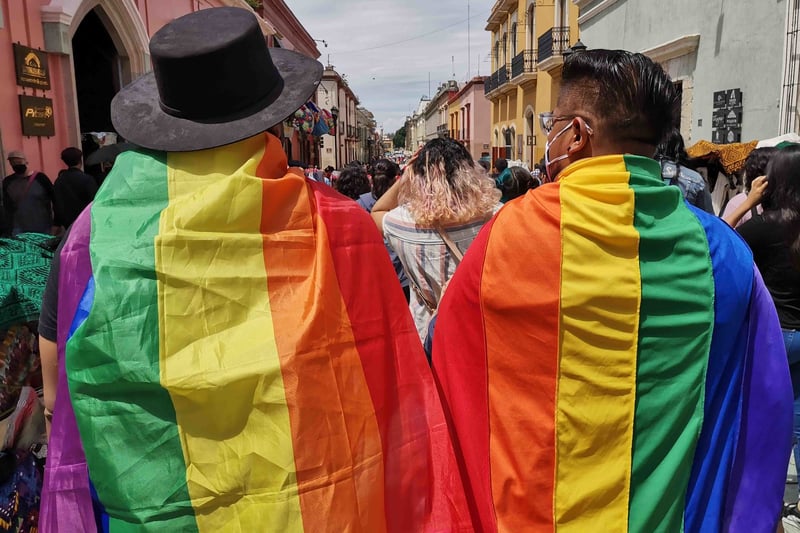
[432,49,791,531]
[3,151,55,236]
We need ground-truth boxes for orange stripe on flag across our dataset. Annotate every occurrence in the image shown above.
[483,187,563,531]
[257,134,387,532]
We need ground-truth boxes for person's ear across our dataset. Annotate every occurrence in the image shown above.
[567,117,592,157]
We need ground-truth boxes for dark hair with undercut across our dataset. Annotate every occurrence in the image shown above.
[61,147,83,167]
[761,145,800,267]
[334,165,370,200]
[560,49,680,146]
[742,147,777,191]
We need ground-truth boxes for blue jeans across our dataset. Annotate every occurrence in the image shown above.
[784,329,800,475]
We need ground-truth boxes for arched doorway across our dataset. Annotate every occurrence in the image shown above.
[72,9,120,134]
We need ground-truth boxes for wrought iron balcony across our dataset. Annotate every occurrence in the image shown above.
[511,50,538,78]
[538,27,570,63]
[484,75,496,95]
[437,124,449,137]
[497,63,508,86]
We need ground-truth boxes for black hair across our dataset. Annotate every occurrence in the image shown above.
[61,147,83,167]
[742,147,777,191]
[494,158,508,172]
[324,166,334,173]
[761,145,800,266]
[654,128,688,166]
[560,49,680,146]
[335,165,371,200]
[371,158,399,200]
[501,166,540,201]
[412,138,475,185]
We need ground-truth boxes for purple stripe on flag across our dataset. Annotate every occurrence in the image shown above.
[724,266,793,532]
[40,209,97,533]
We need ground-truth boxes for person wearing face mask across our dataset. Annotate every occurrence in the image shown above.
[432,49,791,532]
[3,151,55,236]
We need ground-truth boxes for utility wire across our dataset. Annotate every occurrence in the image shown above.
[334,9,489,55]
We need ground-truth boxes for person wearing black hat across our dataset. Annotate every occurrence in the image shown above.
[37,7,469,532]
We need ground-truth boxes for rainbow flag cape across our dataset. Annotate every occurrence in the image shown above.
[41,133,470,532]
[433,155,793,532]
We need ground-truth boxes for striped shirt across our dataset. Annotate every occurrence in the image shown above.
[383,205,497,341]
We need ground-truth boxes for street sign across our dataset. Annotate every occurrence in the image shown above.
[712,89,742,144]
[12,44,50,90]
[19,95,54,137]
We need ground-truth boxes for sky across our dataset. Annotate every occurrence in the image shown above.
[288,0,494,134]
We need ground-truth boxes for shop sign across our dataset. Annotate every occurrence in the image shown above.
[19,95,55,137]
[13,44,51,90]
[712,89,742,144]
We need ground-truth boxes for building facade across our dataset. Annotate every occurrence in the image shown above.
[0,0,319,180]
[485,0,579,166]
[448,77,491,160]
[577,0,788,144]
[317,65,361,168]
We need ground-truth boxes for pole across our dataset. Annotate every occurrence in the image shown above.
[428,72,431,99]
[467,0,471,79]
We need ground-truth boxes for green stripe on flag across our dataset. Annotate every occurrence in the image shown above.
[624,155,714,533]
[66,151,199,532]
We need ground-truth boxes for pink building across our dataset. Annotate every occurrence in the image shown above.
[448,77,491,161]
[0,0,320,180]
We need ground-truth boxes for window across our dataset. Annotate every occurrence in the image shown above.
[511,23,518,57]
[504,128,514,159]
[527,5,536,49]
[494,41,500,69]
[502,33,507,65]
[466,104,471,141]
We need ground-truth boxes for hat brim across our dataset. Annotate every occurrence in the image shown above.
[111,49,323,152]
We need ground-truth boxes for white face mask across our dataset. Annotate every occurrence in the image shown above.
[544,121,574,181]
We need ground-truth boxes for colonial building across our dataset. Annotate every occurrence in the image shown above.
[317,65,357,168]
[448,76,491,160]
[485,0,579,166]
[0,0,320,179]
[424,81,460,143]
[576,0,788,144]
[404,96,430,151]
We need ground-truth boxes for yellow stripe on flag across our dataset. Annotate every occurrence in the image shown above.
[555,156,641,531]
[156,135,303,532]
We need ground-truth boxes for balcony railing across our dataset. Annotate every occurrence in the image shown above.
[497,63,508,86]
[437,124,449,138]
[511,50,538,78]
[538,27,570,63]
[484,75,496,95]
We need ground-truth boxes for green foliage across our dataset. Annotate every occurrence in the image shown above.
[245,0,261,9]
[393,126,406,149]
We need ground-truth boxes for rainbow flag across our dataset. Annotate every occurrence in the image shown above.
[433,155,793,532]
[41,133,471,532]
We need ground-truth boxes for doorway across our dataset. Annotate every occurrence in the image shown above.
[72,9,122,135]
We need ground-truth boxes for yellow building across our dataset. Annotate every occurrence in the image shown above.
[485,0,579,167]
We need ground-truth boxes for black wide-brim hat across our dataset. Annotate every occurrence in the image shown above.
[111,7,323,152]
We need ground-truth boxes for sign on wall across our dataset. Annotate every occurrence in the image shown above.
[19,95,55,137]
[13,44,51,90]
[712,89,743,144]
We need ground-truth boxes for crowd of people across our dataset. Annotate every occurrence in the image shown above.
[0,6,798,532]
[2,147,98,238]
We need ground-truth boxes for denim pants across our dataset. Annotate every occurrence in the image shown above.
[785,329,800,474]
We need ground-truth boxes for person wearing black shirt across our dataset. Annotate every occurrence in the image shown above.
[3,150,55,236]
[53,147,98,229]
[733,145,800,518]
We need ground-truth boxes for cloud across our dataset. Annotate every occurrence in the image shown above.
[287,0,492,132]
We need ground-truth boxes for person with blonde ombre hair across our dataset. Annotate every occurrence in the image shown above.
[372,137,500,341]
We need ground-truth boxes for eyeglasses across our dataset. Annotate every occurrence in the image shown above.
[538,112,593,136]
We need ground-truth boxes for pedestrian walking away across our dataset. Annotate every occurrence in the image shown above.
[433,49,792,532]
[37,7,469,532]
